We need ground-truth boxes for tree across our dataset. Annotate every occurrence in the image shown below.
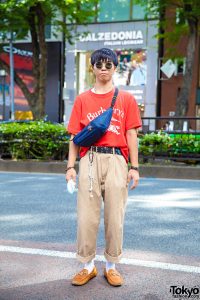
[0,0,98,119]
[142,0,200,121]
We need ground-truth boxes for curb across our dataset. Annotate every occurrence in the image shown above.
[0,160,199,180]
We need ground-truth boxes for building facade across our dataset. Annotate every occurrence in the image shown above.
[0,25,63,122]
[158,8,200,130]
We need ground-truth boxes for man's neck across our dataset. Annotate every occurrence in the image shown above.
[93,81,114,94]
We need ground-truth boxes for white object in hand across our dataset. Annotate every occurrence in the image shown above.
[67,179,76,194]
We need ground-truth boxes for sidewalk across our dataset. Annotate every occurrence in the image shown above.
[1,240,200,300]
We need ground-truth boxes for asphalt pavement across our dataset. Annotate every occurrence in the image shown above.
[0,172,200,300]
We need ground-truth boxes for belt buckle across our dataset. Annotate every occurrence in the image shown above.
[112,147,115,154]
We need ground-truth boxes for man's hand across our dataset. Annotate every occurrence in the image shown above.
[66,168,77,184]
[127,169,139,189]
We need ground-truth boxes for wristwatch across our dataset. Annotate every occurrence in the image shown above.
[65,166,75,172]
[130,166,139,171]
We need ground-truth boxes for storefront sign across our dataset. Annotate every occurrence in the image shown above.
[67,22,147,50]
[79,30,144,46]
[3,46,32,57]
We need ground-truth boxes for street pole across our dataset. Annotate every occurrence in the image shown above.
[9,31,15,120]
[2,75,6,120]
[0,69,6,120]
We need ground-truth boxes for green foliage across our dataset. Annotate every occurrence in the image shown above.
[144,0,200,25]
[0,0,98,41]
[139,132,172,156]
[0,0,99,120]
[0,121,69,160]
[137,0,200,58]
[1,125,199,161]
[139,132,200,157]
[170,134,200,154]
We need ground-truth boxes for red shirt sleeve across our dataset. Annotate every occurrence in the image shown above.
[67,96,82,134]
[125,94,142,131]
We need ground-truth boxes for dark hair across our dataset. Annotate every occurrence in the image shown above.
[91,48,118,66]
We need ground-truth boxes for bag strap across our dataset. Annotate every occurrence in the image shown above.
[110,87,119,108]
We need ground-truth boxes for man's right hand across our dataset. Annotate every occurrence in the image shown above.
[66,168,77,183]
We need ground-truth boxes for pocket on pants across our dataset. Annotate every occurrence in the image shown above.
[118,155,128,171]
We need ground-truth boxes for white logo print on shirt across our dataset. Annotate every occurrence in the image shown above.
[108,124,120,135]
[111,117,121,123]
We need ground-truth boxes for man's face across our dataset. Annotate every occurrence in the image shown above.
[92,59,116,82]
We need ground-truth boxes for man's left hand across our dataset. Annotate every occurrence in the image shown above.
[127,169,139,189]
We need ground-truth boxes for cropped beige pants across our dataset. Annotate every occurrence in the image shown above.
[76,151,128,263]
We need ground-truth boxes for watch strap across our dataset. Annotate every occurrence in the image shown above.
[130,166,139,171]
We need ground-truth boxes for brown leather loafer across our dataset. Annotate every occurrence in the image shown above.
[72,266,98,286]
[104,268,124,286]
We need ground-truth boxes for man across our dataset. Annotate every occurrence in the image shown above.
[66,48,142,287]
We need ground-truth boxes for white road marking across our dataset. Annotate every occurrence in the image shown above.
[1,245,200,274]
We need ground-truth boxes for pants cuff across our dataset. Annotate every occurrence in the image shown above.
[76,252,96,263]
[104,251,123,263]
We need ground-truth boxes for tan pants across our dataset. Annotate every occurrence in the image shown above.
[76,151,128,263]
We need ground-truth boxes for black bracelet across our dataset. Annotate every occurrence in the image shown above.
[65,166,75,172]
[130,166,139,171]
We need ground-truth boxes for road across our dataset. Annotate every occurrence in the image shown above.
[0,172,200,300]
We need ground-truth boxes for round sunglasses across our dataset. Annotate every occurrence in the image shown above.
[94,61,114,70]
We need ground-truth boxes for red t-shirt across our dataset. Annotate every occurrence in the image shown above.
[67,88,142,162]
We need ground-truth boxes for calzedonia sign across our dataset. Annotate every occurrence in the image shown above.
[79,30,144,46]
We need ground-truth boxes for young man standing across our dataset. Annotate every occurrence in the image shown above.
[66,48,142,287]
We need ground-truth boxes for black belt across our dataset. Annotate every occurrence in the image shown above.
[90,146,122,155]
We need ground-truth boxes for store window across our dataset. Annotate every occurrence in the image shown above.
[114,49,147,87]
[98,0,131,22]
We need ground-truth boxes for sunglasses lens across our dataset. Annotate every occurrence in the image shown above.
[105,62,113,69]
[95,61,113,69]
[95,62,103,69]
